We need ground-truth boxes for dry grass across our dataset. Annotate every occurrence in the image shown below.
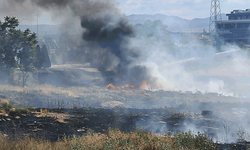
[36,109,72,123]
[0,84,86,98]
[0,129,217,150]
[0,130,173,150]
[0,98,9,104]
[0,83,242,107]
[0,136,63,150]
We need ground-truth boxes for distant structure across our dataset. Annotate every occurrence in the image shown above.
[209,0,222,35]
[216,9,250,44]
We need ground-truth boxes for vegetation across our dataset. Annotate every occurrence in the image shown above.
[0,16,37,85]
[0,129,216,150]
[0,102,13,113]
[0,102,34,116]
[174,131,216,150]
[34,45,51,69]
[0,16,51,87]
[8,106,34,116]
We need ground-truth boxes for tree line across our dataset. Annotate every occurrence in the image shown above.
[0,16,51,86]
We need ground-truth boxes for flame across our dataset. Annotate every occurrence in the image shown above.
[122,84,135,89]
[105,83,135,90]
[106,81,150,90]
[105,84,120,90]
[140,81,150,90]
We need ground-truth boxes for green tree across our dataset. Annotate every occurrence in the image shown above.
[0,16,37,85]
[34,45,51,69]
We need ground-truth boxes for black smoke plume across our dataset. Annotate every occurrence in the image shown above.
[80,14,150,85]
[0,0,152,86]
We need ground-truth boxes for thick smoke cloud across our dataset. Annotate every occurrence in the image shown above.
[0,0,152,86]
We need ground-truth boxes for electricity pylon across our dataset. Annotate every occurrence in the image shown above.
[209,0,222,35]
[209,0,223,50]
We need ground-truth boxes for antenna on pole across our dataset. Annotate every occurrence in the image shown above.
[209,0,222,35]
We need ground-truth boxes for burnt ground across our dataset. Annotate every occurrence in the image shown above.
[0,107,221,142]
[1,78,250,145]
[1,64,250,149]
[2,107,250,150]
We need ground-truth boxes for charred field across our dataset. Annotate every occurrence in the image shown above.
[1,63,250,150]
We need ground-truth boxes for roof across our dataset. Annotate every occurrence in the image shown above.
[216,20,250,23]
[227,9,250,15]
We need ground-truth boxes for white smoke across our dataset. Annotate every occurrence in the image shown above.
[125,20,250,98]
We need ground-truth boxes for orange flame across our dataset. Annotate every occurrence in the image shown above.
[122,84,135,89]
[105,83,135,90]
[106,81,150,90]
[105,84,120,90]
[140,81,150,90]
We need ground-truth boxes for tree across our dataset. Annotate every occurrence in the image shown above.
[34,45,51,69]
[40,45,51,68]
[0,16,37,85]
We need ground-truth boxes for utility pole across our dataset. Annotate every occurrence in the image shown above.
[37,12,39,40]
[209,0,222,35]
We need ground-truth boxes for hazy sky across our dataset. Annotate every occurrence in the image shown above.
[1,0,250,25]
[117,0,250,19]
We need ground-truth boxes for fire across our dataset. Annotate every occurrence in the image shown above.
[105,83,135,90]
[106,81,150,90]
[122,84,135,89]
[140,81,150,90]
[105,83,120,90]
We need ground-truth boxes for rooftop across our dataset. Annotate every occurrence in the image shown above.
[227,9,250,15]
[217,19,250,23]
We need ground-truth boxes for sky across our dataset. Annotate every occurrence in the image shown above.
[1,0,250,25]
[117,0,250,19]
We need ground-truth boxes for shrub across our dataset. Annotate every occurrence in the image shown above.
[0,103,13,113]
[8,107,34,116]
[174,131,216,150]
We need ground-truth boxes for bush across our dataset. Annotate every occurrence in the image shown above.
[8,107,34,116]
[0,103,13,113]
[174,131,216,150]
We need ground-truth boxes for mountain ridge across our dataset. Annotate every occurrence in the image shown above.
[18,14,228,34]
[127,13,227,32]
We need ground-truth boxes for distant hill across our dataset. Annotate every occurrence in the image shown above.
[19,14,228,35]
[128,14,227,32]
[19,24,60,35]
[19,23,83,37]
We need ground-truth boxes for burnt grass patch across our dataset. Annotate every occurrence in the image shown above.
[2,108,250,149]
[0,107,221,142]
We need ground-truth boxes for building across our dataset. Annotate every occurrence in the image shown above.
[216,9,250,44]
